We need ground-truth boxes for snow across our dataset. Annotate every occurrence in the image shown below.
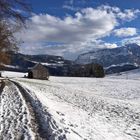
[2,64,18,69]
[31,61,64,66]
[104,63,138,70]
[0,81,35,140]
[42,62,64,66]
[14,75,140,140]
[1,70,140,139]
[108,68,140,80]
[1,71,27,78]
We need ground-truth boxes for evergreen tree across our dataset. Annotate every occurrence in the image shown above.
[94,64,105,78]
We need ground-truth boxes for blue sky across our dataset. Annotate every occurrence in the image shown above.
[18,0,140,59]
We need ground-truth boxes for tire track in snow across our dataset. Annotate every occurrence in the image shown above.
[11,80,67,140]
[0,80,35,140]
[0,80,5,95]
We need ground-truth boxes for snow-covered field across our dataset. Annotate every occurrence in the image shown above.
[108,68,140,80]
[1,71,27,78]
[0,70,140,140]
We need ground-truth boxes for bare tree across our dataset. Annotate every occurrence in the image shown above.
[0,0,31,22]
[0,21,18,65]
[0,0,31,67]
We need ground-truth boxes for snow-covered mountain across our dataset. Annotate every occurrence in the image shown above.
[2,53,73,76]
[75,43,140,68]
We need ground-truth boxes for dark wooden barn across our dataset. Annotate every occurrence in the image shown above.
[28,63,49,80]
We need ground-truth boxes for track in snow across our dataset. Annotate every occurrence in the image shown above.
[11,80,67,140]
[0,80,5,95]
[11,80,43,140]
[0,79,67,140]
[0,80,36,140]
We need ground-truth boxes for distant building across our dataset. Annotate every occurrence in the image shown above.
[28,63,49,80]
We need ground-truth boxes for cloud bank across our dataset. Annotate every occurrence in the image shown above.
[18,5,140,59]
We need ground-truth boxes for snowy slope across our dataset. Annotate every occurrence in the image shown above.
[75,43,140,67]
[108,68,140,80]
[4,53,72,73]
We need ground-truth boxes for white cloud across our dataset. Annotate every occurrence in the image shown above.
[18,5,140,59]
[117,9,140,21]
[122,36,140,45]
[63,5,80,11]
[20,41,118,59]
[104,43,118,49]
[100,5,140,21]
[113,27,137,37]
[21,7,117,43]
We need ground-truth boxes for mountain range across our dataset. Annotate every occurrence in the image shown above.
[2,43,140,75]
[75,43,140,73]
[3,53,72,76]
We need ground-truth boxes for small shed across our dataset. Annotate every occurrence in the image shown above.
[28,63,49,80]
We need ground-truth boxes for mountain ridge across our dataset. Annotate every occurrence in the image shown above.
[75,43,140,67]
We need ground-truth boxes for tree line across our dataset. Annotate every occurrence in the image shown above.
[67,63,105,78]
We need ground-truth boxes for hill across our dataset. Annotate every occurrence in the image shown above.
[75,43,140,73]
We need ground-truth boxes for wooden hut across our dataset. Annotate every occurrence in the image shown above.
[28,63,49,80]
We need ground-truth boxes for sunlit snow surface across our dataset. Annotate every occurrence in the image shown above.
[1,71,27,78]
[1,70,140,140]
